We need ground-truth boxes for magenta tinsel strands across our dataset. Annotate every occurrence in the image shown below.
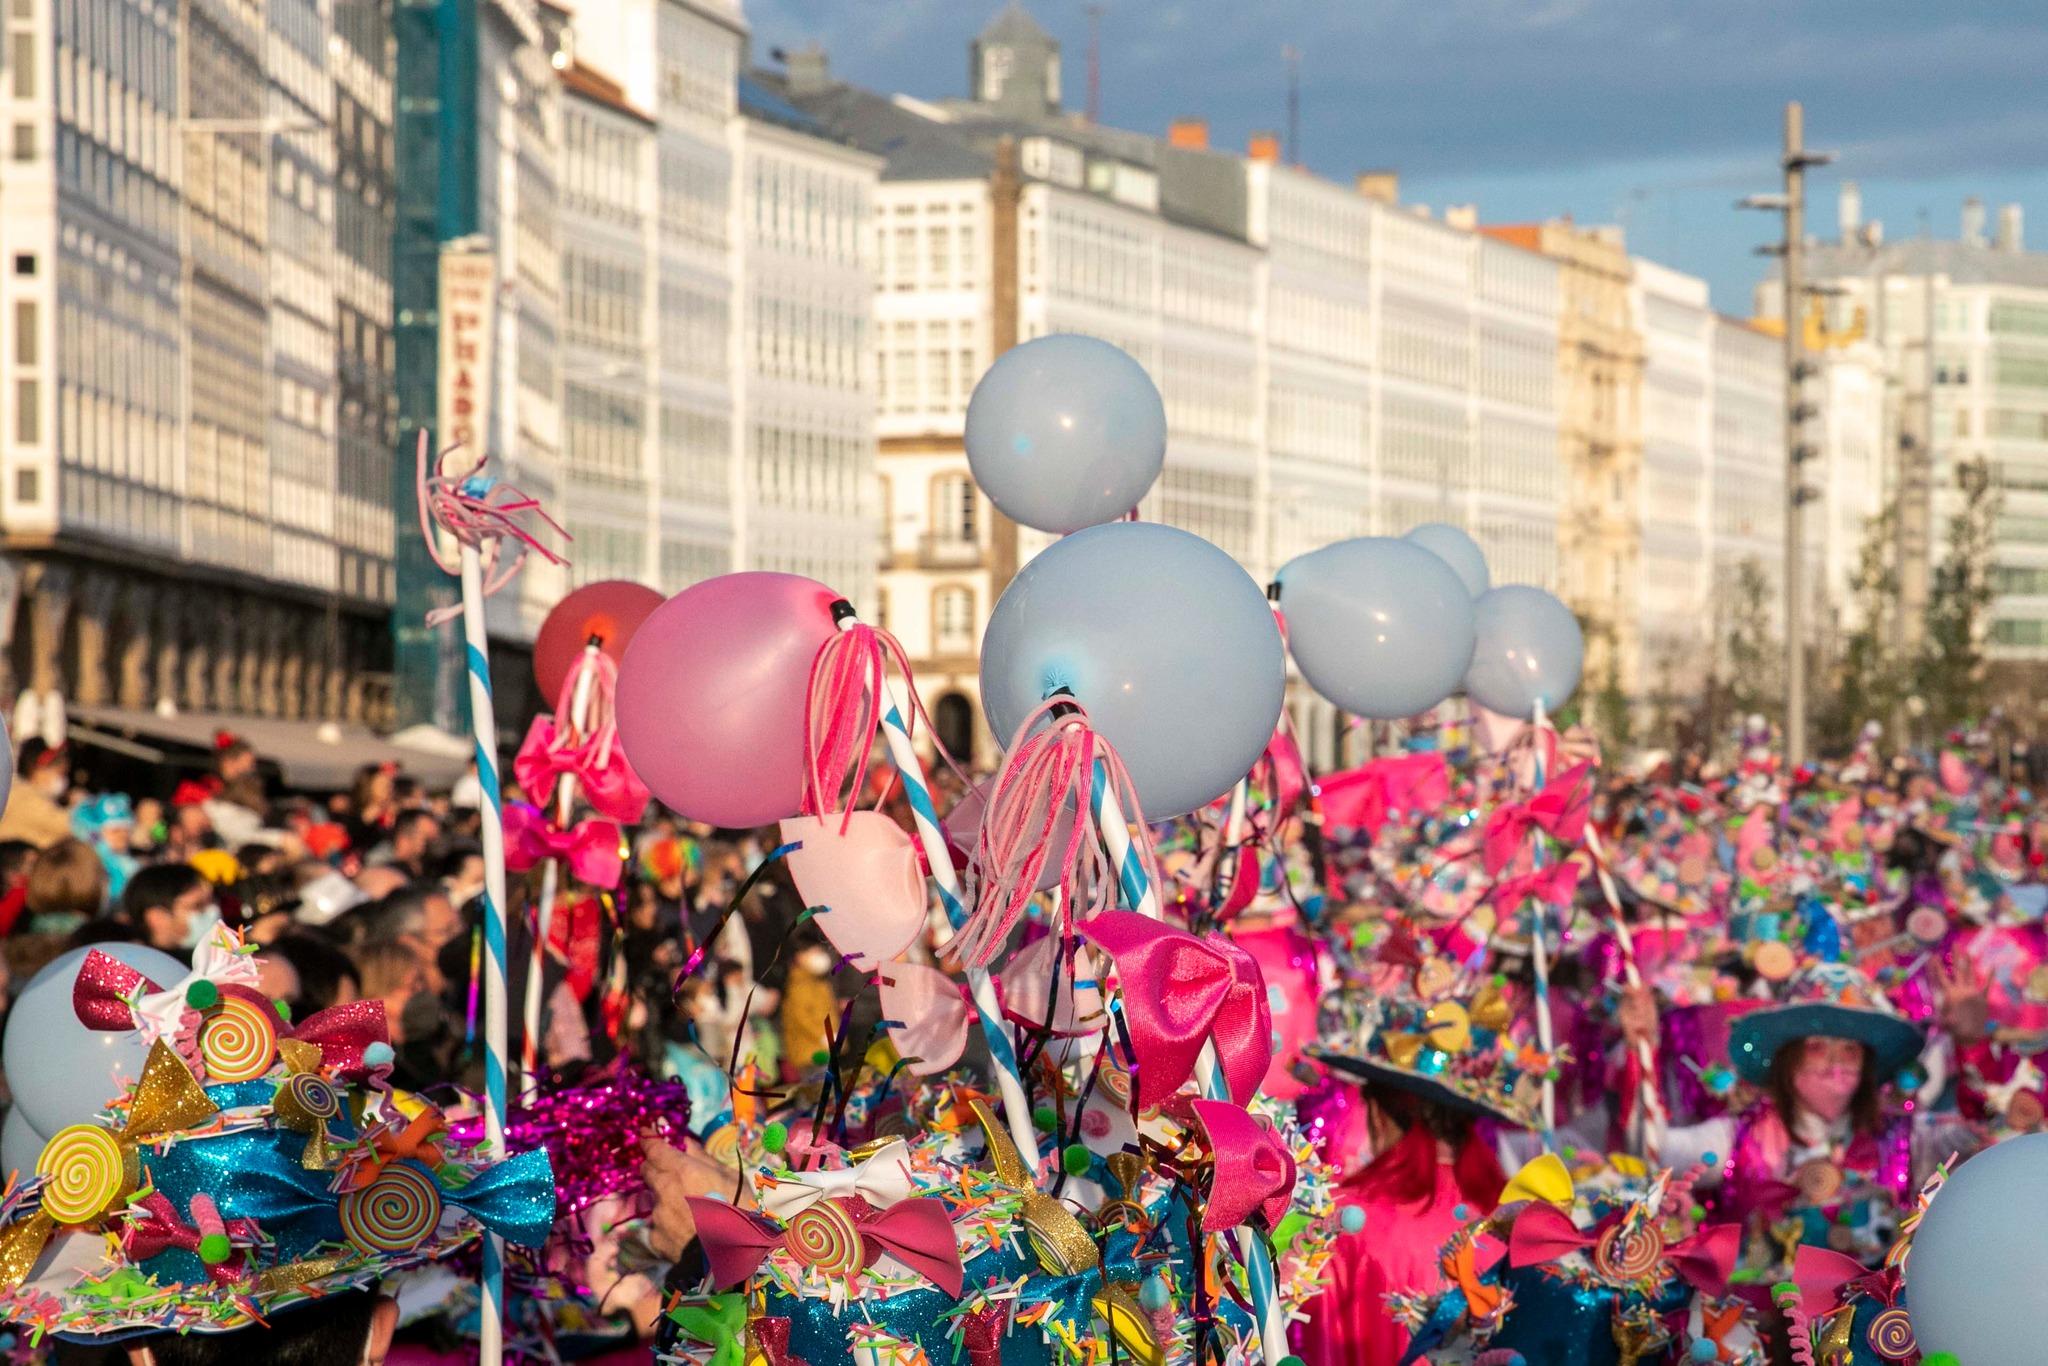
[451,1066,691,1223]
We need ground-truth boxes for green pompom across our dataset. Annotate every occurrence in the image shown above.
[1279,1357,1307,1366]
[1689,1204,1707,1222]
[810,1048,830,1067]
[197,1233,232,1266]
[185,980,220,1011]
[1060,1144,1091,1177]
[761,1122,788,1155]
[1921,1354,1961,1366]
[1032,1106,1058,1131]
[274,999,292,1023]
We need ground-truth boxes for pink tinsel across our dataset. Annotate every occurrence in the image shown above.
[450,1065,690,1222]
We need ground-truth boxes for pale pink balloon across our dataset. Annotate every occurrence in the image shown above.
[878,962,968,1076]
[997,934,1105,1036]
[943,779,1078,893]
[615,572,841,828]
[781,812,928,971]
[1234,924,1320,1102]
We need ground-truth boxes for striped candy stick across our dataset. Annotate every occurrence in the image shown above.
[1088,764,1290,1361]
[458,545,509,1366]
[1579,821,1667,1160]
[832,613,1038,1162]
[1525,699,1559,1150]
[523,641,600,1098]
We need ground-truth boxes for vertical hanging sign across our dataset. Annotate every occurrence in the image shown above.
[437,242,496,463]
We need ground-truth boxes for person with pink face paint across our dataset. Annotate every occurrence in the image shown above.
[1623,961,1981,1275]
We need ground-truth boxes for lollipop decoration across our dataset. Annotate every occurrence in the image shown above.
[414,430,568,1366]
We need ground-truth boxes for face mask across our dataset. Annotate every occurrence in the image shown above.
[797,947,833,976]
[1793,1061,1862,1122]
[180,903,222,951]
[743,847,766,875]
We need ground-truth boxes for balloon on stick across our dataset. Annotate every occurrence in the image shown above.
[1276,536,1477,721]
[616,572,841,829]
[2,943,186,1136]
[1906,1133,2048,1365]
[978,522,1285,819]
[1464,585,1585,717]
[532,579,662,701]
[964,334,1166,534]
[1404,522,1491,598]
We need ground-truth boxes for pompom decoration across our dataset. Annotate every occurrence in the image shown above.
[340,1162,444,1254]
[1339,1206,1366,1234]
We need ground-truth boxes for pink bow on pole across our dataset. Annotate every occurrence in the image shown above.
[1487,860,1585,911]
[414,433,569,626]
[684,1196,965,1297]
[1170,1098,1297,1233]
[513,713,650,825]
[1312,752,1449,838]
[502,802,625,889]
[1481,762,1595,874]
[1508,1203,1740,1297]
[123,1192,260,1284]
[1079,910,1271,1111]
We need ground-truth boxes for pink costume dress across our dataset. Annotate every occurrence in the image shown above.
[1296,1162,1497,1366]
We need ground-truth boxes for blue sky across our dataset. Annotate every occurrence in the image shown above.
[739,0,2048,311]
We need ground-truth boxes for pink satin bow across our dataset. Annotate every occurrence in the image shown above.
[1487,859,1584,911]
[1079,911,1271,1111]
[1482,763,1594,874]
[123,1192,260,1284]
[1509,1202,1739,1296]
[684,1195,965,1297]
[1179,1098,1296,1233]
[75,962,388,1081]
[503,801,624,889]
[513,714,650,824]
[1312,753,1449,838]
[285,997,391,1079]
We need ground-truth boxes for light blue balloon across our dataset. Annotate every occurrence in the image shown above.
[979,522,1285,818]
[1907,1130,2048,1364]
[1404,522,1490,598]
[3,942,187,1135]
[1277,537,1476,721]
[964,334,1167,534]
[1464,586,1585,717]
[0,1106,46,1178]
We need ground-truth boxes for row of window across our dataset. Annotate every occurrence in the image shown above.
[751,291,866,391]
[751,153,867,267]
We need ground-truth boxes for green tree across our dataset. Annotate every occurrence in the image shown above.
[1721,558,1780,724]
[1824,498,1901,752]
[1915,459,2000,733]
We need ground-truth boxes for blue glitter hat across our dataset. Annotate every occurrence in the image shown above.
[0,1011,555,1340]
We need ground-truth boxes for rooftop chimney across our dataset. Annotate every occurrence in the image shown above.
[1356,169,1398,203]
[785,44,831,96]
[1444,203,1477,231]
[1962,196,1986,247]
[1168,118,1209,151]
[1247,130,1281,163]
[1998,203,2025,253]
[1838,181,1861,244]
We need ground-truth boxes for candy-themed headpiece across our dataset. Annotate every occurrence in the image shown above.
[1727,961,1926,1086]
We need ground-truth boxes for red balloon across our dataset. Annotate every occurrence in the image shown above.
[533,580,663,702]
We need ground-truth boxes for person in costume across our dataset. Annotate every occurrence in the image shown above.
[1622,961,1977,1273]
[1300,954,1550,1366]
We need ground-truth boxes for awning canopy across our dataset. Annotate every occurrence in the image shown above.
[68,706,471,793]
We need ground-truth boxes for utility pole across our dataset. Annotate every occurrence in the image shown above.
[1085,5,1103,125]
[1283,45,1301,165]
[1740,101,1832,766]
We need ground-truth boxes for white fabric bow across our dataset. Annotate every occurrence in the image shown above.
[755,1138,918,1221]
[132,924,263,1043]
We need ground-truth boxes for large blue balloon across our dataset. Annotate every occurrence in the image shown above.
[979,522,1285,818]
[1464,586,1585,717]
[0,1106,45,1179]
[1404,522,1490,598]
[3,942,187,1135]
[1277,537,1476,721]
[1907,1130,2048,1363]
[964,335,1167,534]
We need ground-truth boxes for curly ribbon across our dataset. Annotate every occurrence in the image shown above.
[1310,752,1449,838]
[513,715,649,828]
[667,1293,746,1366]
[756,1138,917,1221]
[684,1195,965,1297]
[413,432,569,626]
[73,926,263,1042]
[1508,1202,1740,1296]
[1080,910,1272,1111]
[1482,761,1594,873]
[1773,1281,1817,1366]
[123,1191,261,1284]
[956,696,1156,968]
[0,1042,219,1288]
[1487,859,1585,912]
[502,802,624,889]
[339,1108,451,1191]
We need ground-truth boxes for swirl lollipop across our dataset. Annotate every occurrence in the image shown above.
[197,992,282,1083]
[784,1201,867,1279]
[339,1162,444,1254]
[36,1124,137,1225]
[1866,1306,1915,1360]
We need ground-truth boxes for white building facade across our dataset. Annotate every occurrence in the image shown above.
[1633,258,1715,689]
[1707,315,1787,647]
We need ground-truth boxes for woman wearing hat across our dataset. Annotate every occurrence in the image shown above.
[1623,960,1978,1272]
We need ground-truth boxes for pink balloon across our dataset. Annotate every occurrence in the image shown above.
[781,813,928,972]
[616,572,841,828]
[943,779,1077,893]
[1233,924,1320,1101]
[878,962,968,1076]
[996,934,1104,1036]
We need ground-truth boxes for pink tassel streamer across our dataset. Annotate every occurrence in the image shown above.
[801,618,965,830]
[414,431,570,626]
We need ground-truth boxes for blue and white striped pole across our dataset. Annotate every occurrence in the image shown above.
[1526,699,1558,1150]
[1089,763,1291,1361]
[459,545,508,1365]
